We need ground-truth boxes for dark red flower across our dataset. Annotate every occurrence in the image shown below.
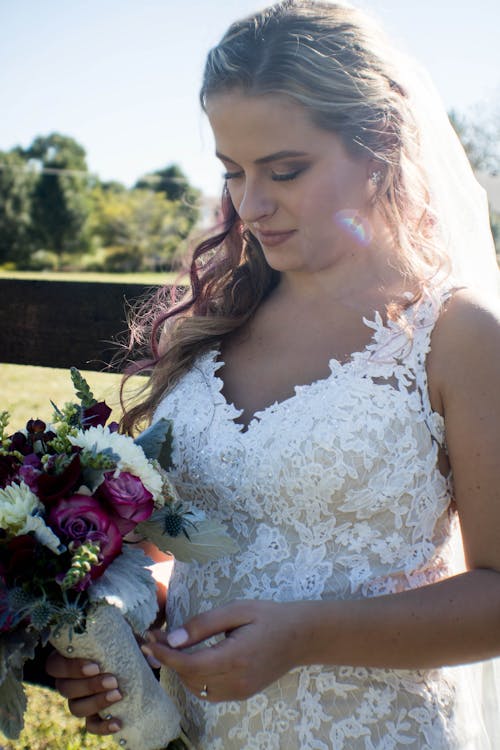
[82,402,112,429]
[5,535,38,582]
[0,454,21,489]
[97,471,154,534]
[9,431,32,456]
[37,454,82,507]
[26,419,47,435]
[48,494,122,578]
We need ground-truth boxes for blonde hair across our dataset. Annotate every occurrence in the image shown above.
[121,0,448,434]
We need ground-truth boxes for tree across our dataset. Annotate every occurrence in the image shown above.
[449,107,500,175]
[134,163,201,228]
[88,186,192,271]
[22,133,92,261]
[0,150,37,267]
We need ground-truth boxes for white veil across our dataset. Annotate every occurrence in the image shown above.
[393,49,500,750]
[398,55,500,298]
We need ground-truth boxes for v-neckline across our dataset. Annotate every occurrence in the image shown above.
[208,306,402,434]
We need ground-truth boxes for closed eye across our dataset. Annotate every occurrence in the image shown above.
[271,168,305,182]
[223,170,244,181]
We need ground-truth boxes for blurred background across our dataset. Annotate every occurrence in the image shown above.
[0,0,499,276]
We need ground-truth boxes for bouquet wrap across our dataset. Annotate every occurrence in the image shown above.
[50,602,180,750]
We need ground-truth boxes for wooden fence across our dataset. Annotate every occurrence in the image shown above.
[0,278,160,371]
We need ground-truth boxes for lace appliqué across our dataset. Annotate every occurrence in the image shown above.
[156,287,482,749]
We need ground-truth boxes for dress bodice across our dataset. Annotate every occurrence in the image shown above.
[155,286,495,749]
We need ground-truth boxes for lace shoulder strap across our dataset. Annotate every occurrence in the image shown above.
[399,285,455,446]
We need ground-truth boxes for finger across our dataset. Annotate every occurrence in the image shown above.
[46,650,102,679]
[55,673,120,701]
[86,714,122,735]
[68,687,123,719]
[150,600,253,650]
[143,626,248,677]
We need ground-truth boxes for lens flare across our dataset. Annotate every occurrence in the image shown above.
[334,210,372,247]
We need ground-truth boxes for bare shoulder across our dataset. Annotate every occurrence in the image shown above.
[428,287,500,405]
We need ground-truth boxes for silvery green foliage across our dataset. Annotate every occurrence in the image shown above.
[0,668,27,739]
[137,507,239,563]
[134,417,173,469]
[0,629,38,739]
[88,546,158,634]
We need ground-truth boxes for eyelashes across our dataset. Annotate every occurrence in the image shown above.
[223,167,306,182]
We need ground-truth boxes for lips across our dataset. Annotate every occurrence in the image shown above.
[256,229,296,247]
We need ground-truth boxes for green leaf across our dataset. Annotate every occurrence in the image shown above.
[0,668,27,739]
[70,367,97,408]
[134,418,173,469]
[136,509,239,562]
[0,627,39,686]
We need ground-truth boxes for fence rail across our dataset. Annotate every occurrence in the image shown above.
[0,279,160,371]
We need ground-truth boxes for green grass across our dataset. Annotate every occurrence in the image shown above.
[0,684,116,750]
[0,364,127,426]
[0,270,184,285]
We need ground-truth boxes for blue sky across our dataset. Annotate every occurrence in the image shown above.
[1,0,499,197]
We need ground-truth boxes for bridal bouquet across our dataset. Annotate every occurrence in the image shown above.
[0,369,237,749]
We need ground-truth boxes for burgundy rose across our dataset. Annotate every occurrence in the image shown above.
[37,454,82,507]
[0,454,21,489]
[97,471,154,534]
[82,401,112,429]
[5,534,38,583]
[8,431,31,456]
[48,494,122,578]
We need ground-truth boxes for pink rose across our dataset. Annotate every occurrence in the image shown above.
[48,494,122,580]
[97,471,154,534]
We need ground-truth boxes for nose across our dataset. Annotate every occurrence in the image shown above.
[235,177,276,224]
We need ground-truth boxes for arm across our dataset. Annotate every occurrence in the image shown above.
[143,290,500,700]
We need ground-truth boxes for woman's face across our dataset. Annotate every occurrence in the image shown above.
[206,90,376,275]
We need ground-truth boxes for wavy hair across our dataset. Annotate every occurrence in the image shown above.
[120,0,448,434]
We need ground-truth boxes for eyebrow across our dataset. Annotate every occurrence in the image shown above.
[215,149,309,166]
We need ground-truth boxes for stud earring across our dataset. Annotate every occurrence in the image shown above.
[370,170,383,186]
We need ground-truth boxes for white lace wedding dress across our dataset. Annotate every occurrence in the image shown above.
[155,286,500,749]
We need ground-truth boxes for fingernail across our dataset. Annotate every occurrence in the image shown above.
[106,689,122,703]
[146,654,162,669]
[141,645,153,657]
[109,721,120,732]
[102,676,118,690]
[82,662,100,676]
[167,627,189,648]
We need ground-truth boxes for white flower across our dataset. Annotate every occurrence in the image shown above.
[0,481,42,533]
[69,426,162,501]
[20,514,63,554]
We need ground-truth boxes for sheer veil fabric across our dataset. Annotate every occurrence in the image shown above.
[395,49,500,749]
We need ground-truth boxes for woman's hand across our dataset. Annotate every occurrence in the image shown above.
[45,650,123,735]
[141,599,308,702]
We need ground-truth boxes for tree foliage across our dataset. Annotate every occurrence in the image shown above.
[0,151,37,266]
[0,134,201,271]
[449,107,500,175]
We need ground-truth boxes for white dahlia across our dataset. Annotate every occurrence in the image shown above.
[69,426,162,501]
[0,481,42,533]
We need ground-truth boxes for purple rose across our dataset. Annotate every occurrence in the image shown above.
[48,494,122,579]
[97,471,154,534]
[82,401,112,429]
[18,454,43,493]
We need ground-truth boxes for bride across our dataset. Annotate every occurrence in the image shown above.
[48,1,500,747]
